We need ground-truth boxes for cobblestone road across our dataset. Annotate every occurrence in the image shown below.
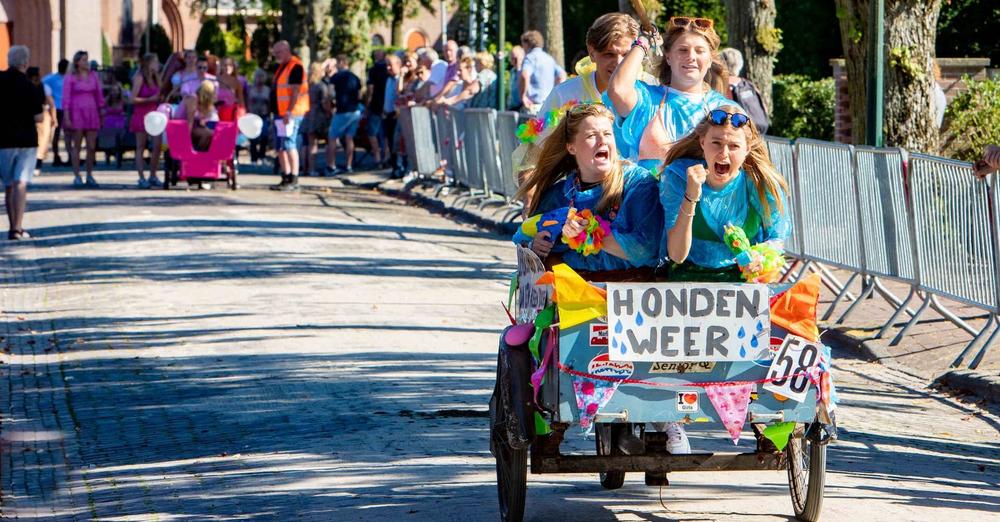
[1,171,997,521]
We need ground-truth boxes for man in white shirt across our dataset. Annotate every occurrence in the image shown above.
[518,30,566,114]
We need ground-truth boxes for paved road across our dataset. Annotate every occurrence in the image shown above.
[1,171,998,521]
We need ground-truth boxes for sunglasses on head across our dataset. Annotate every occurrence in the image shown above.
[669,17,714,30]
[708,109,750,128]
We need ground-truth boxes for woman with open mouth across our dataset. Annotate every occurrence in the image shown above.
[513,103,662,279]
[605,16,737,173]
[661,106,791,282]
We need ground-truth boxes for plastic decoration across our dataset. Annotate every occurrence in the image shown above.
[723,223,786,283]
[515,100,579,144]
[512,207,570,246]
[561,208,611,256]
[574,56,597,77]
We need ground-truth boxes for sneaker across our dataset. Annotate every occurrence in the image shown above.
[7,229,30,240]
[198,182,213,190]
[85,176,99,188]
[335,166,353,175]
[148,176,163,188]
[270,175,289,190]
[137,177,149,189]
[664,422,691,454]
[278,175,299,191]
[72,175,84,188]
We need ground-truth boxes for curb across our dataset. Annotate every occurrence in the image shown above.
[932,370,1000,404]
[372,179,519,237]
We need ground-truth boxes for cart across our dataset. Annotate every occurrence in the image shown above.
[489,253,835,522]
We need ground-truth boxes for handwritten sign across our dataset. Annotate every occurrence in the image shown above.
[516,246,552,324]
[763,334,821,402]
[607,283,770,362]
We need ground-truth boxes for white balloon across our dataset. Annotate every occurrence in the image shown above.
[237,114,263,139]
[144,111,168,136]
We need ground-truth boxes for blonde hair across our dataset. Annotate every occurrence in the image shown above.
[658,21,728,94]
[196,80,216,117]
[662,107,788,220]
[516,104,625,217]
[586,13,640,53]
[474,51,494,70]
[308,61,325,84]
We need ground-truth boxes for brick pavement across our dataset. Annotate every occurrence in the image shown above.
[0,169,997,520]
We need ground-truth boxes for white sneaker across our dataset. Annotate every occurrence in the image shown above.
[664,422,691,454]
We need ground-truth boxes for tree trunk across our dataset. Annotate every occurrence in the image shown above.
[391,0,405,47]
[308,0,334,63]
[834,0,870,145]
[280,0,309,62]
[523,0,564,67]
[333,0,371,67]
[835,0,941,152]
[723,0,779,114]
[883,0,942,153]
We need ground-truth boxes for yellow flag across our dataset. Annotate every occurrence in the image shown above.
[551,264,608,329]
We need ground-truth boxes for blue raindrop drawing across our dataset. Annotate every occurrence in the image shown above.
[636,313,644,326]
[750,335,759,348]
[737,326,746,339]
[612,338,618,350]
[614,321,623,333]
[756,320,763,334]
[621,344,627,355]
[739,346,747,357]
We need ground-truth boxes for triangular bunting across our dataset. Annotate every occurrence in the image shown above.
[571,376,620,431]
[704,382,756,445]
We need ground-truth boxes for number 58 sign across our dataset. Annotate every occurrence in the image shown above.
[763,335,821,402]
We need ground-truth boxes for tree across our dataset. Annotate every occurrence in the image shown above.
[196,18,227,57]
[835,0,942,152]
[333,0,373,65]
[140,23,173,64]
[723,0,780,116]
[524,0,565,67]
[659,0,728,43]
[937,0,1000,67]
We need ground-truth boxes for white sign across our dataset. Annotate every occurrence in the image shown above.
[676,392,700,412]
[607,283,770,362]
[515,246,552,324]
[763,335,822,402]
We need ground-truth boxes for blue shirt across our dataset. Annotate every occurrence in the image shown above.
[383,76,398,114]
[603,83,736,172]
[520,47,560,106]
[524,164,663,271]
[660,158,791,268]
[42,72,63,110]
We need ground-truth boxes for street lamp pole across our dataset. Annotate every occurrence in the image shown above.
[497,0,506,111]
[865,0,885,147]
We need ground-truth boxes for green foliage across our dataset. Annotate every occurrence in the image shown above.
[937,0,1000,66]
[224,30,245,57]
[888,46,925,81]
[942,76,1000,162]
[196,18,227,57]
[775,0,842,79]
[756,25,782,55]
[769,74,835,140]
[139,24,173,64]
[101,33,112,66]
[658,0,728,44]
[250,24,279,68]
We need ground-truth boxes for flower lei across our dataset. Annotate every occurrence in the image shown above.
[516,99,579,144]
[561,208,611,256]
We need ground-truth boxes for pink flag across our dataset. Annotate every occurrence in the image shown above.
[572,377,620,430]
[705,382,756,445]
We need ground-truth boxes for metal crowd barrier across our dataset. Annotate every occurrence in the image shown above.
[395,105,1000,369]
[906,154,1000,368]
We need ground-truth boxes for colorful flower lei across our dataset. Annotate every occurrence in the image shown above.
[516,99,580,144]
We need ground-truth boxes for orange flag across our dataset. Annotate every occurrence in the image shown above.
[769,273,821,342]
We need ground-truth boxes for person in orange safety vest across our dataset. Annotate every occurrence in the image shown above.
[270,40,309,191]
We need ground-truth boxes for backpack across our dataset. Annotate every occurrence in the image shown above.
[731,79,770,135]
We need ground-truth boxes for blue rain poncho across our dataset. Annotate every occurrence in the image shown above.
[603,82,736,173]
[519,164,663,271]
[660,158,791,268]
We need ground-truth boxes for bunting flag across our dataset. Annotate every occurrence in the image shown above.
[571,376,620,431]
[769,273,822,342]
[704,382,756,445]
[762,422,796,451]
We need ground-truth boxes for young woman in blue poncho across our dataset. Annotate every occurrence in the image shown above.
[604,17,737,173]
[661,106,791,282]
[513,103,662,280]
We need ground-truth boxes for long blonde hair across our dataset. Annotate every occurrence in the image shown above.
[516,103,625,217]
[662,107,788,220]
[658,19,729,94]
[196,80,216,116]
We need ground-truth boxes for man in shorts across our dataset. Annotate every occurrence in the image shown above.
[270,41,309,191]
[0,45,44,240]
[325,55,362,175]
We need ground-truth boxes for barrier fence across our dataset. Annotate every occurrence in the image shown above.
[395,105,1000,370]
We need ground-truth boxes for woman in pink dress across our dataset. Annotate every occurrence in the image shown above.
[130,53,163,188]
[62,50,105,187]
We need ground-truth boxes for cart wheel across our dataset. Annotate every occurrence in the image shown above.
[786,425,826,522]
[489,350,527,522]
[595,424,625,490]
